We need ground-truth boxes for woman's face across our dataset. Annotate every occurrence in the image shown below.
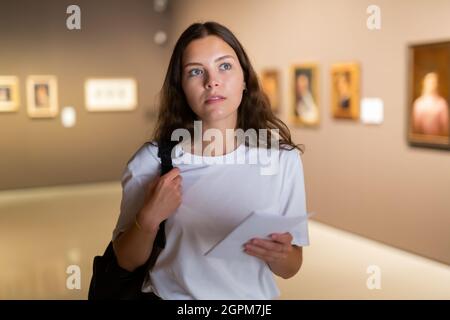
[296,74,310,96]
[181,35,245,128]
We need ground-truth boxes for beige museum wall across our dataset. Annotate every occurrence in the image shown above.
[169,0,450,265]
[0,0,172,190]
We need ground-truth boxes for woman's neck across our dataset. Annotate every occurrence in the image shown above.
[190,131,239,156]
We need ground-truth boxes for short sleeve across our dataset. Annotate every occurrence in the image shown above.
[111,165,147,241]
[111,143,161,241]
[279,149,310,247]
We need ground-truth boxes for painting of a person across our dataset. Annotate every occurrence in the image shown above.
[412,72,449,136]
[0,87,11,102]
[35,84,50,108]
[335,72,351,110]
[295,73,318,124]
[262,73,279,113]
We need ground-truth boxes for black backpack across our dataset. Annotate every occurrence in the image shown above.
[88,140,176,300]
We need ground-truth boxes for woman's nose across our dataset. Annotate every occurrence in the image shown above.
[204,74,220,89]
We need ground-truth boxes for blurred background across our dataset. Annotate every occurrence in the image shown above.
[0,0,449,299]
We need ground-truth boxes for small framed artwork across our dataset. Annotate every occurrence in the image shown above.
[408,40,449,150]
[0,76,20,112]
[331,63,360,120]
[260,69,281,114]
[27,75,58,118]
[85,78,137,112]
[291,63,320,127]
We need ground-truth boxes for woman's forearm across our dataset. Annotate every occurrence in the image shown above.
[112,211,160,272]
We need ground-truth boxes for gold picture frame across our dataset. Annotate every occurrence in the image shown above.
[0,76,20,112]
[291,63,320,127]
[260,69,281,114]
[331,62,360,120]
[26,75,58,118]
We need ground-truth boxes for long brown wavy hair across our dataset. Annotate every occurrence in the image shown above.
[151,21,304,153]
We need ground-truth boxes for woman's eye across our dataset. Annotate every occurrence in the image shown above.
[219,63,232,71]
[188,69,203,77]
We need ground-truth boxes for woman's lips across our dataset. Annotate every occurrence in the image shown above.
[205,96,226,104]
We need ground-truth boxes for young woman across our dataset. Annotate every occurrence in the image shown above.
[112,21,310,300]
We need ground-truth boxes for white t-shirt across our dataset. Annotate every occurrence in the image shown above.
[112,141,310,300]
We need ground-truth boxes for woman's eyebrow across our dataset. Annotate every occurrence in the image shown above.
[183,55,235,69]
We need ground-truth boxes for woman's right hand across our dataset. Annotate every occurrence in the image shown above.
[136,167,182,233]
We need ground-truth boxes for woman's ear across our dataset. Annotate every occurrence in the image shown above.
[243,82,247,91]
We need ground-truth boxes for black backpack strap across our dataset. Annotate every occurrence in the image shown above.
[154,140,178,249]
[157,140,176,175]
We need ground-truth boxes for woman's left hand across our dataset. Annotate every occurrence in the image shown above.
[243,232,293,263]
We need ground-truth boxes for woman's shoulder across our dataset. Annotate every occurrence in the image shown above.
[279,144,302,161]
[246,143,302,169]
[277,145,304,173]
[125,141,161,176]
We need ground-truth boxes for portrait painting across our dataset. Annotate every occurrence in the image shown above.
[27,75,58,118]
[0,76,20,112]
[291,63,320,127]
[331,63,360,120]
[260,69,280,114]
[408,41,450,150]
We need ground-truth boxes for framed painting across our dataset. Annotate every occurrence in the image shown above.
[291,63,320,127]
[331,63,360,120]
[408,40,449,150]
[27,75,58,118]
[85,78,137,112]
[0,76,20,112]
[260,69,281,114]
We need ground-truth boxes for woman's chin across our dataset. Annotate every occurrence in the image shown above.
[200,110,236,125]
